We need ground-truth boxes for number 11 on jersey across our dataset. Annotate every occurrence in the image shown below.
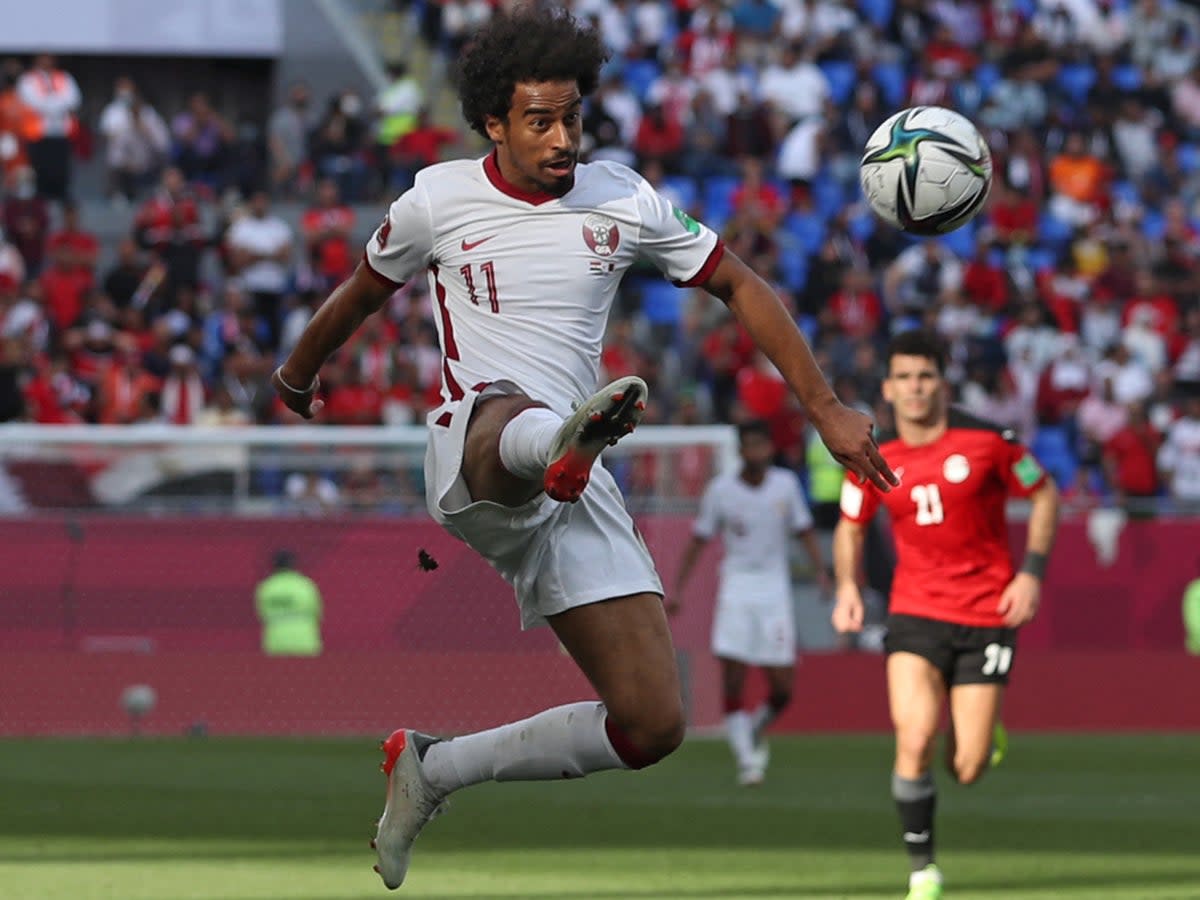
[460,261,500,313]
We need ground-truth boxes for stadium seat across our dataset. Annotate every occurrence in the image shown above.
[662,175,699,213]
[1178,143,1200,173]
[859,0,894,29]
[701,175,739,231]
[777,246,809,293]
[819,60,858,106]
[973,62,1001,98]
[938,219,976,258]
[638,278,684,333]
[848,209,877,242]
[784,211,827,255]
[1141,210,1166,240]
[1031,426,1078,488]
[872,62,907,108]
[1056,63,1097,104]
[1113,64,1142,92]
[623,59,661,104]
[1025,247,1058,273]
[1037,213,1075,250]
[1110,180,1141,207]
[811,175,844,221]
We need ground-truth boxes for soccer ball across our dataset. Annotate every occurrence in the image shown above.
[859,106,993,236]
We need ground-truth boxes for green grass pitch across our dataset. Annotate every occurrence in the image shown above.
[2,734,1199,899]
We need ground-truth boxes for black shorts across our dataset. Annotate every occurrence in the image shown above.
[883,613,1018,687]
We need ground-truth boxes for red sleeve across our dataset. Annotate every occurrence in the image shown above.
[996,432,1049,497]
[838,469,882,524]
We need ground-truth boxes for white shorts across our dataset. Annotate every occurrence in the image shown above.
[424,382,663,630]
[710,573,796,666]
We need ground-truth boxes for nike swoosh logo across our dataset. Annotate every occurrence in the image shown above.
[461,235,496,251]
[903,831,930,843]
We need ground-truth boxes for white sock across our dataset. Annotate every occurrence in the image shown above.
[419,702,625,795]
[725,710,755,768]
[750,703,775,736]
[497,407,562,479]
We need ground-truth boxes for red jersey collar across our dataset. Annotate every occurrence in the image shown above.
[483,149,560,206]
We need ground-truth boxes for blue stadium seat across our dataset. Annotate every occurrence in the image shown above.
[701,175,740,231]
[1110,180,1141,207]
[973,62,1001,98]
[638,278,684,329]
[1113,64,1142,92]
[859,0,894,28]
[1031,426,1078,488]
[784,211,827,255]
[849,209,877,242]
[777,247,809,293]
[811,175,844,221]
[1026,247,1058,273]
[1056,63,1097,104]
[1037,213,1075,249]
[661,175,698,213]
[938,219,976,258]
[623,59,661,104]
[1141,210,1166,240]
[819,60,858,106]
[1178,143,1200,173]
[873,61,907,108]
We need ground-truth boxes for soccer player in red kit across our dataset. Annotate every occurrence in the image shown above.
[832,330,1059,900]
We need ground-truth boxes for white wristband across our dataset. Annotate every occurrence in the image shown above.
[275,368,319,395]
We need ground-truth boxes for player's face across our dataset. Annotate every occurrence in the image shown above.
[739,431,775,471]
[487,80,583,197]
[883,354,946,426]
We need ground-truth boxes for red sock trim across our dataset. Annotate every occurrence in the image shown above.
[722,694,744,715]
[604,717,657,770]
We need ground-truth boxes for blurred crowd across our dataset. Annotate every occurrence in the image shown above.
[2,0,1200,513]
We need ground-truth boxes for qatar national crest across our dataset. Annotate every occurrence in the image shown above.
[582,214,620,257]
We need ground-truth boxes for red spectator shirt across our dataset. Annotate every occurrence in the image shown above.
[839,409,1048,628]
[302,204,356,284]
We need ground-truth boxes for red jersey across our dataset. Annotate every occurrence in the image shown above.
[840,409,1048,627]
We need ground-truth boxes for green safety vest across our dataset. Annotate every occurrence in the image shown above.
[1184,578,1200,655]
[255,571,323,656]
[806,429,845,505]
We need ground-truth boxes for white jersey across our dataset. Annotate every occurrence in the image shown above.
[364,152,722,417]
[1159,416,1200,500]
[694,467,814,582]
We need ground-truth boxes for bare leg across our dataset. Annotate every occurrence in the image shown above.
[945,683,1005,785]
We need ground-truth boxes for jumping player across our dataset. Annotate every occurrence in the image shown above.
[832,330,1059,900]
[672,420,829,786]
[273,7,896,890]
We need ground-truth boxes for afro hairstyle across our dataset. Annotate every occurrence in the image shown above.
[456,5,610,138]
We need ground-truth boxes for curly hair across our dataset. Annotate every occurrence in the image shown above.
[457,5,609,138]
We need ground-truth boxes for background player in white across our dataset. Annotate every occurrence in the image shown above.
[271,7,896,890]
[671,420,830,786]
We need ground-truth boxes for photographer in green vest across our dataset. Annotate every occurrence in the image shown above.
[255,550,323,656]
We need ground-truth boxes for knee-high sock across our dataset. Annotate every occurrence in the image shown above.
[419,702,627,795]
[497,407,561,479]
[724,710,756,768]
[893,771,937,871]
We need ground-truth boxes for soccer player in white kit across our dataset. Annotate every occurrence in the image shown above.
[672,420,830,786]
[271,7,896,890]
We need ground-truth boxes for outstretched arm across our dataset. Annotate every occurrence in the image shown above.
[703,251,897,492]
[273,263,395,418]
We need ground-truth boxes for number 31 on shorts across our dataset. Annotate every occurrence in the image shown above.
[982,642,1013,676]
